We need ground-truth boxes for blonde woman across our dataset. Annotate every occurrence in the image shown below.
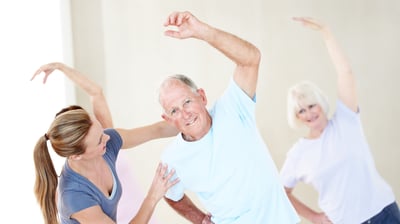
[280,18,400,224]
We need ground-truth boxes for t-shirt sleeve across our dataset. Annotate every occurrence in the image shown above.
[164,170,184,201]
[104,128,123,161]
[217,78,256,123]
[331,100,364,137]
[280,149,299,188]
[60,187,99,219]
[334,100,360,123]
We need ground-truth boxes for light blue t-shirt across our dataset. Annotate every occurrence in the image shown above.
[58,128,123,224]
[162,79,299,224]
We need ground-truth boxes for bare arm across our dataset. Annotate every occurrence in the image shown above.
[164,194,213,224]
[164,11,261,98]
[71,205,116,224]
[293,17,357,112]
[31,62,114,128]
[117,120,178,149]
[285,187,332,224]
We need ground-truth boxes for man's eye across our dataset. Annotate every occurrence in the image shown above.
[170,109,176,115]
[184,99,191,105]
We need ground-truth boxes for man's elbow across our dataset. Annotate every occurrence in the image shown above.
[248,46,261,67]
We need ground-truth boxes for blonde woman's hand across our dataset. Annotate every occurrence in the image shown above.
[201,212,214,224]
[292,17,326,31]
[292,17,333,40]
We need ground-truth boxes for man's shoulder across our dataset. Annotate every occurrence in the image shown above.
[161,137,183,159]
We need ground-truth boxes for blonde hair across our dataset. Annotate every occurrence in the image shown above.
[33,106,92,224]
[287,81,329,129]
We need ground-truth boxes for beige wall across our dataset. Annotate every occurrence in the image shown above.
[68,0,400,223]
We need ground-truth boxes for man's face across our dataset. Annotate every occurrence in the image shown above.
[160,80,211,141]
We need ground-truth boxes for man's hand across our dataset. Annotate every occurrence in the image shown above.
[201,212,214,224]
[163,11,206,39]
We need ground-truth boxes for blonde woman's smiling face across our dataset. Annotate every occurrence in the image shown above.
[296,103,326,129]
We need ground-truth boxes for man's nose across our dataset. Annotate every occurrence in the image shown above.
[181,108,191,119]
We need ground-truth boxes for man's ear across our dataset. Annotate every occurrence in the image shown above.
[197,88,207,105]
[162,114,170,123]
